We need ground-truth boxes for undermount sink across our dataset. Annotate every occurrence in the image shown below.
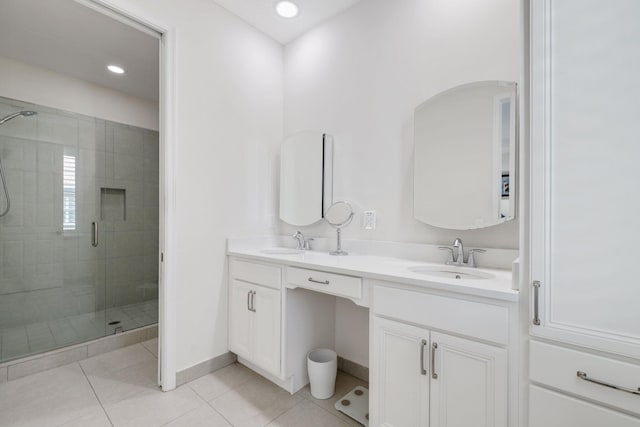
[260,248,304,255]
[408,265,494,280]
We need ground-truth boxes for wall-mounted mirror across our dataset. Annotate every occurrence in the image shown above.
[280,131,333,226]
[413,81,517,230]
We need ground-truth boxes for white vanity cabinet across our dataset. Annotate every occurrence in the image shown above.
[529,0,640,422]
[228,259,282,377]
[370,285,509,427]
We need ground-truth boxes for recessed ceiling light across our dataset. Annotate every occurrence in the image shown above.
[275,1,299,18]
[107,65,125,74]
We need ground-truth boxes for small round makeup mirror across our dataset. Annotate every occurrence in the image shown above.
[324,201,354,256]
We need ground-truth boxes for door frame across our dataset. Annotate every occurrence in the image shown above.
[80,0,178,391]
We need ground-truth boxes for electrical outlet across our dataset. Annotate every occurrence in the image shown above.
[363,211,376,230]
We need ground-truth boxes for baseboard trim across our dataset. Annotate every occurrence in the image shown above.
[0,324,158,383]
[176,351,237,386]
[338,356,369,383]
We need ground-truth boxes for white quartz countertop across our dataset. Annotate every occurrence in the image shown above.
[228,247,518,302]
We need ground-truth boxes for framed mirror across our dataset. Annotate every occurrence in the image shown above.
[280,131,333,226]
[413,81,517,230]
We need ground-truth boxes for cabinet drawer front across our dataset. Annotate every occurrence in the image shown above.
[530,385,640,427]
[530,341,640,416]
[373,286,508,345]
[286,267,362,299]
[230,258,281,289]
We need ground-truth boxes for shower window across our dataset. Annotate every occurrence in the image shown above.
[63,154,77,231]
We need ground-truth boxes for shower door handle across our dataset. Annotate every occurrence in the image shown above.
[91,222,99,247]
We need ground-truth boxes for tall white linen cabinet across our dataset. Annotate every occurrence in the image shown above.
[529,1,640,425]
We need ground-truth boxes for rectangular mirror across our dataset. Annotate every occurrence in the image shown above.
[413,81,517,230]
[280,131,333,226]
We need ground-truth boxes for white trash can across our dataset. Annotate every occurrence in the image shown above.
[307,348,337,400]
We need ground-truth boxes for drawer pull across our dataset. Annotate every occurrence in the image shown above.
[577,371,640,396]
[308,277,330,285]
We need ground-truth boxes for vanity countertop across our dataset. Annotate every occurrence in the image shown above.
[228,247,518,302]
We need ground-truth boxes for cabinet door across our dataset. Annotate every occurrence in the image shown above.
[429,332,507,427]
[229,279,253,359]
[252,285,281,376]
[530,0,640,357]
[370,317,429,427]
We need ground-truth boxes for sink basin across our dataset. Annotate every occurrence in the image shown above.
[260,248,304,255]
[408,265,494,280]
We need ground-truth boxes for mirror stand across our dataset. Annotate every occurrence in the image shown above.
[324,201,354,256]
[330,228,348,256]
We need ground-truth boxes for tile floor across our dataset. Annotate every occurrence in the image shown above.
[0,339,367,426]
[0,299,158,362]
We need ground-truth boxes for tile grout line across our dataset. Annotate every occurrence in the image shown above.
[203,398,236,427]
[78,361,116,427]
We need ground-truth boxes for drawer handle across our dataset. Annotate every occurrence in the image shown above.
[577,371,640,396]
[308,277,330,285]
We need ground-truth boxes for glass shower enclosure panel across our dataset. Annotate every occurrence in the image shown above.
[102,123,159,334]
[0,97,107,362]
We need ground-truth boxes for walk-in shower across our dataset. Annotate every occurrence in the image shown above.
[0,111,37,217]
[0,98,159,363]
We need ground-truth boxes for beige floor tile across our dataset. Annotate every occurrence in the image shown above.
[188,363,258,401]
[80,343,155,375]
[0,363,102,427]
[58,407,112,427]
[85,358,159,405]
[209,375,301,427]
[164,403,231,427]
[296,371,368,426]
[104,384,204,427]
[141,338,158,357]
[267,400,351,427]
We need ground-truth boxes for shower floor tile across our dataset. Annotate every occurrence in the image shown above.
[0,299,158,363]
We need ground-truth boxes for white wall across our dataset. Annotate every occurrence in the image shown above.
[282,0,520,366]
[105,0,283,373]
[0,56,158,131]
[282,0,521,250]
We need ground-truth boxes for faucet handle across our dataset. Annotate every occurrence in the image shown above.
[467,249,486,268]
[438,246,455,264]
[303,238,314,251]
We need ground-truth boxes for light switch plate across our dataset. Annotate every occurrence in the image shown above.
[363,211,376,230]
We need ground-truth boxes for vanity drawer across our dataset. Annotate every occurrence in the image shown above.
[530,385,640,427]
[530,341,640,416]
[373,285,508,345]
[230,258,281,290]
[286,267,362,299]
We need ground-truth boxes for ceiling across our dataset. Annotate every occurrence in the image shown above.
[0,0,159,101]
[211,0,363,44]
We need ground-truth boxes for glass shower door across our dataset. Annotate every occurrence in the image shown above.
[0,99,107,362]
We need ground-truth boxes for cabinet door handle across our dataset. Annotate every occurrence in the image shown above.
[247,290,252,311]
[91,222,99,247]
[577,371,640,396]
[532,281,541,325]
[420,339,427,375]
[431,342,438,379]
[249,291,256,312]
[308,277,330,285]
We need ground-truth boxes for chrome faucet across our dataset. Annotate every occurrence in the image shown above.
[453,238,464,265]
[439,238,486,268]
[292,231,313,250]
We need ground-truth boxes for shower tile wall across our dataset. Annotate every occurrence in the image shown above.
[0,97,158,361]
